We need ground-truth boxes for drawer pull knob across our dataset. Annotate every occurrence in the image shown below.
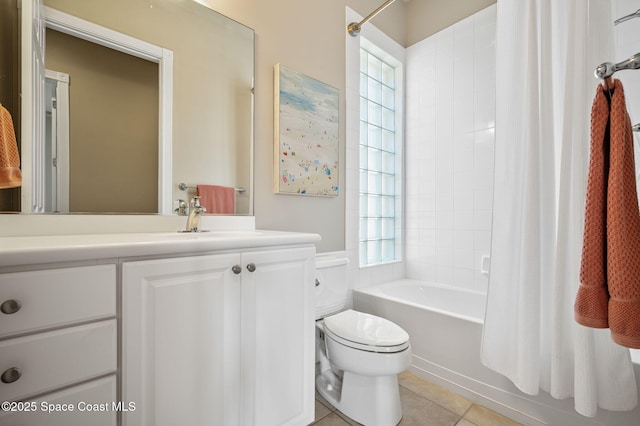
[246,263,256,272]
[0,299,21,315]
[232,265,242,275]
[1,367,22,384]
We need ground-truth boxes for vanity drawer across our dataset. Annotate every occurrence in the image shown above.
[0,375,117,426]
[0,320,117,402]
[0,265,116,338]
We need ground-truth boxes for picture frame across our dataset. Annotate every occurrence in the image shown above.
[274,63,339,196]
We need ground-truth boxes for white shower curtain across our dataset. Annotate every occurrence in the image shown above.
[481,0,638,417]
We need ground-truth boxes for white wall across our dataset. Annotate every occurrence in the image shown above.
[8,0,497,251]
[404,5,496,293]
[405,0,495,47]
[7,0,410,248]
[193,0,410,253]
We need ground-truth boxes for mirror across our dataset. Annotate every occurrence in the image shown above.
[34,0,254,215]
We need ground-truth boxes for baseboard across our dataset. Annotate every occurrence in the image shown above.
[409,354,605,426]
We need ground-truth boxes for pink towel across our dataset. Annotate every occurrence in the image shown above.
[196,185,235,214]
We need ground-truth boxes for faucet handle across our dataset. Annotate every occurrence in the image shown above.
[189,196,206,214]
[175,199,187,216]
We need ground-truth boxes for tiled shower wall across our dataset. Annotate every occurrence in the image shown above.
[404,5,496,293]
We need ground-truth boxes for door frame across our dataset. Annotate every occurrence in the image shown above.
[45,69,69,212]
[22,1,174,213]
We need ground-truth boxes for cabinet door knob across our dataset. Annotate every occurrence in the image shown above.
[246,263,256,272]
[232,265,242,275]
[1,367,22,384]
[0,299,21,315]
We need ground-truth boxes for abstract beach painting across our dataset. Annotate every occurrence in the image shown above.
[274,64,339,196]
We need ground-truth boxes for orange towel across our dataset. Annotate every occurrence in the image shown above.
[575,83,610,328]
[0,104,22,189]
[575,80,640,349]
[196,184,235,214]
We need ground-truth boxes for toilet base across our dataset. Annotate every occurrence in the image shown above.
[316,369,402,426]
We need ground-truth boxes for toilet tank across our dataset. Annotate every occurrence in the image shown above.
[315,253,350,319]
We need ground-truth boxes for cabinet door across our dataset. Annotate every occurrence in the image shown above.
[241,246,315,426]
[122,254,242,426]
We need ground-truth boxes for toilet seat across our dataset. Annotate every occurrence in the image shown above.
[323,309,410,353]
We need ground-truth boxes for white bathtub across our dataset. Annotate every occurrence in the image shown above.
[353,279,640,426]
[360,279,486,324]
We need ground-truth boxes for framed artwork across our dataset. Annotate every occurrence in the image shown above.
[274,64,339,196]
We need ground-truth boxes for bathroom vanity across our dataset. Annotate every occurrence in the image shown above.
[0,230,319,426]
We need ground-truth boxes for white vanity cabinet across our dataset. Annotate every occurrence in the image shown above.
[122,245,316,426]
[0,264,118,426]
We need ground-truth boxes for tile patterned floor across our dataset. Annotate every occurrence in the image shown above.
[311,371,522,426]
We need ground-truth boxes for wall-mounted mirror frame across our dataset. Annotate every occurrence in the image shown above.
[20,0,255,216]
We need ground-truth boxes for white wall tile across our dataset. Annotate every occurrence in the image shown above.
[435,188,454,211]
[435,209,454,230]
[474,230,491,252]
[435,265,454,285]
[453,188,474,211]
[454,268,475,289]
[422,211,436,229]
[474,167,493,193]
[474,209,493,231]
[405,4,496,294]
[454,132,474,172]
[435,228,454,248]
[474,189,493,211]
[453,247,474,270]
[453,210,474,231]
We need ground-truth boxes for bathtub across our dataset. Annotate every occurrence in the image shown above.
[353,279,640,426]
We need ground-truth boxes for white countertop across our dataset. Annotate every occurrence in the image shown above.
[0,230,321,267]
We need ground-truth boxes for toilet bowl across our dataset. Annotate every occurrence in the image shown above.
[316,309,412,426]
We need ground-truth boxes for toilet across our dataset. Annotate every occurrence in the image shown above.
[315,254,411,426]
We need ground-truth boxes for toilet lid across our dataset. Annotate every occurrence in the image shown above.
[323,309,409,347]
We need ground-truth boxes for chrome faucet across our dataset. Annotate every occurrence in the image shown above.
[185,196,206,232]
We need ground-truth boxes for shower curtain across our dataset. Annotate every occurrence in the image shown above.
[481,0,637,417]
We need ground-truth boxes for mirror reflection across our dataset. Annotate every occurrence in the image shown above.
[40,0,254,215]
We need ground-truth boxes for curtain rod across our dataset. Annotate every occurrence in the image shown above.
[347,0,397,37]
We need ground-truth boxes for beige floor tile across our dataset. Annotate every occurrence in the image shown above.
[315,390,361,425]
[398,372,473,416]
[315,399,333,423]
[463,404,522,426]
[398,387,460,426]
[312,412,352,426]
[312,372,520,426]
[455,419,478,426]
[316,390,337,412]
[333,409,363,426]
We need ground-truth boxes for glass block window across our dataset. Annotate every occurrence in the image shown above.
[359,46,401,266]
